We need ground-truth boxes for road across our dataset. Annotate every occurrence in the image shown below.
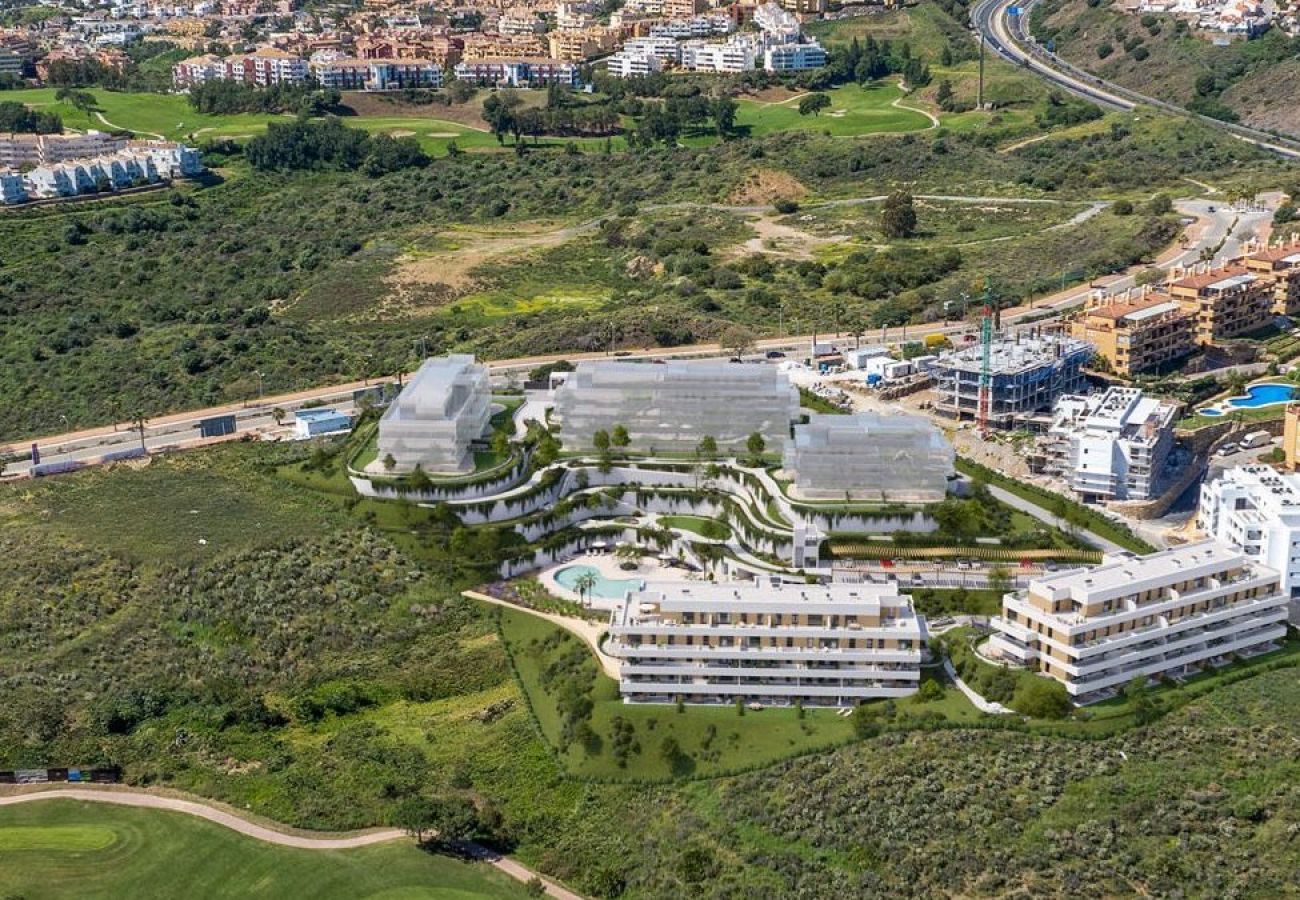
[0,786,584,900]
[971,0,1300,159]
[0,183,1268,478]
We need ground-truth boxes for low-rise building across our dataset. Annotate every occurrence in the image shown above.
[606,579,926,706]
[1241,238,1300,316]
[605,49,664,76]
[312,57,443,90]
[989,541,1290,702]
[377,355,492,474]
[783,411,953,502]
[173,48,309,87]
[930,331,1094,429]
[1040,387,1179,502]
[1070,294,1194,376]
[553,359,799,454]
[8,140,201,203]
[763,40,826,71]
[679,34,758,72]
[1198,465,1300,597]
[0,131,128,168]
[294,408,353,439]
[453,57,580,86]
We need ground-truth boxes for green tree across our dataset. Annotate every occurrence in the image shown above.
[382,452,396,472]
[1010,676,1071,720]
[611,424,630,449]
[719,323,757,360]
[697,435,718,460]
[745,431,766,464]
[797,93,831,117]
[880,190,917,239]
[592,429,611,453]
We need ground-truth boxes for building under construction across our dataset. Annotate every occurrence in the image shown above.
[931,330,1094,430]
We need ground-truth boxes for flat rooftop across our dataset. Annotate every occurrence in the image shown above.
[936,333,1093,375]
[1030,540,1250,600]
[624,579,906,615]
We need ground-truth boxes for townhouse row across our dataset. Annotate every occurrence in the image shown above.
[0,141,201,205]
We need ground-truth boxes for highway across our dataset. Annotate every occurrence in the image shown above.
[970,0,1300,159]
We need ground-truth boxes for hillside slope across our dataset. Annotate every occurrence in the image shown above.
[1031,0,1300,136]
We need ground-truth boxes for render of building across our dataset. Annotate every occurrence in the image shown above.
[552,360,799,454]
[1198,465,1300,597]
[783,412,953,502]
[294,408,353,439]
[1070,294,1193,376]
[930,331,1094,429]
[988,540,1290,703]
[605,579,926,706]
[377,355,492,474]
[1040,387,1179,502]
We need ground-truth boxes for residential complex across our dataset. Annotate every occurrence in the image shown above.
[989,541,1290,703]
[1039,387,1179,502]
[553,360,799,454]
[1070,293,1193,376]
[1241,237,1300,317]
[1160,264,1274,344]
[930,332,1094,429]
[606,579,926,706]
[376,355,492,474]
[0,130,128,167]
[453,57,580,86]
[783,412,953,502]
[1198,465,1300,597]
[173,48,308,87]
[0,140,202,205]
[311,57,442,91]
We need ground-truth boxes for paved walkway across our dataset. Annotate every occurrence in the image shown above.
[0,786,584,900]
[462,589,620,679]
[942,659,1014,715]
[985,484,1127,555]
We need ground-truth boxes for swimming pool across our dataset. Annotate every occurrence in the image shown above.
[554,564,643,600]
[1197,382,1296,417]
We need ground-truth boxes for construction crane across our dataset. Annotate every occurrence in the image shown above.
[976,282,995,435]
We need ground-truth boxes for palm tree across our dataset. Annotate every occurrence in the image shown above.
[574,571,598,606]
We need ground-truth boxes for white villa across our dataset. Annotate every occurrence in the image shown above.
[988,541,1290,703]
[783,412,954,502]
[605,579,926,707]
[552,360,800,454]
[377,355,492,474]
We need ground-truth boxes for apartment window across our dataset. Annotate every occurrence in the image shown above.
[683,612,695,624]
[808,615,824,627]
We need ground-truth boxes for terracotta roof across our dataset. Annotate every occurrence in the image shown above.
[1244,242,1300,264]
[1084,297,1185,322]
[1167,265,1253,290]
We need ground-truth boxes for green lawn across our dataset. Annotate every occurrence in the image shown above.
[659,514,731,540]
[0,800,530,900]
[498,607,861,779]
[733,82,932,139]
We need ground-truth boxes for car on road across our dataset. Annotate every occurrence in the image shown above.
[1216,443,1238,456]
[765,350,786,359]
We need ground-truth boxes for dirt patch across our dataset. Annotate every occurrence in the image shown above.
[388,129,416,138]
[747,86,803,104]
[338,91,490,130]
[730,212,847,261]
[726,168,809,206]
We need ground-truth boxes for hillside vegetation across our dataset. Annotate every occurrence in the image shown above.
[1032,0,1300,135]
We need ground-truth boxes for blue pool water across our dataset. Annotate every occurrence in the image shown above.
[1198,383,1295,417]
[554,565,643,600]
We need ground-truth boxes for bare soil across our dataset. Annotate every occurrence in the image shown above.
[725,168,809,205]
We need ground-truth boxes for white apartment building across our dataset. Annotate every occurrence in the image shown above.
[377,355,492,475]
[622,36,681,62]
[753,0,802,39]
[0,131,127,168]
[0,169,26,204]
[783,411,954,502]
[989,541,1290,703]
[552,360,800,454]
[648,14,734,38]
[606,579,926,706]
[1199,465,1300,597]
[1041,387,1179,502]
[8,141,201,204]
[679,35,759,72]
[605,50,664,77]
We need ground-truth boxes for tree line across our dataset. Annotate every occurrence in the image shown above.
[0,99,61,134]
[245,119,429,176]
[187,80,341,117]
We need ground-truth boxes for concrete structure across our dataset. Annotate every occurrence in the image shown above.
[783,412,953,502]
[679,34,759,72]
[294,408,352,439]
[1198,465,1300,597]
[989,541,1290,702]
[1070,295,1193,376]
[606,579,926,706]
[552,360,799,454]
[377,355,492,474]
[1041,387,1179,502]
[930,332,1094,429]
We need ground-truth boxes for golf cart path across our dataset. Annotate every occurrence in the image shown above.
[0,786,585,899]
[94,110,165,140]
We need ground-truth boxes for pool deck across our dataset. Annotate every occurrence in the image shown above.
[539,554,699,611]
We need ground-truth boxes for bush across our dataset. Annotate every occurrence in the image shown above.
[1010,676,1071,719]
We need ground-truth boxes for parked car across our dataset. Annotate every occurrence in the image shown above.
[1216,443,1238,456]
[765,350,786,359]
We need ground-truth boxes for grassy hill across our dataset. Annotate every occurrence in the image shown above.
[1031,0,1300,136]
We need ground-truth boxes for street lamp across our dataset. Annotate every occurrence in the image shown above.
[254,370,265,402]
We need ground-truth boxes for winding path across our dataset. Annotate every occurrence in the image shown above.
[0,786,584,899]
[94,110,164,140]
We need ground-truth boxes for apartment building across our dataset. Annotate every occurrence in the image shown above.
[0,131,128,168]
[647,14,734,37]
[377,355,492,475]
[783,411,954,502]
[0,169,26,204]
[312,57,443,90]
[606,579,926,706]
[452,57,580,86]
[989,541,1290,703]
[1241,239,1300,316]
[1040,386,1179,502]
[0,49,24,78]
[7,141,202,204]
[605,49,664,76]
[662,0,708,18]
[1285,403,1300,471]
[1199,465,1300,597]
[553,359,800,453]
[546,27,618,61]
[679,34,758,72]
[621,35,681,61]
[459,33,547,60]
[1161,265,1275,344]
[496,9,545,34]
[930,332,1094,429]
[173,48,308,87]
[1070,294,1194,376]
[763,40,826,71]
